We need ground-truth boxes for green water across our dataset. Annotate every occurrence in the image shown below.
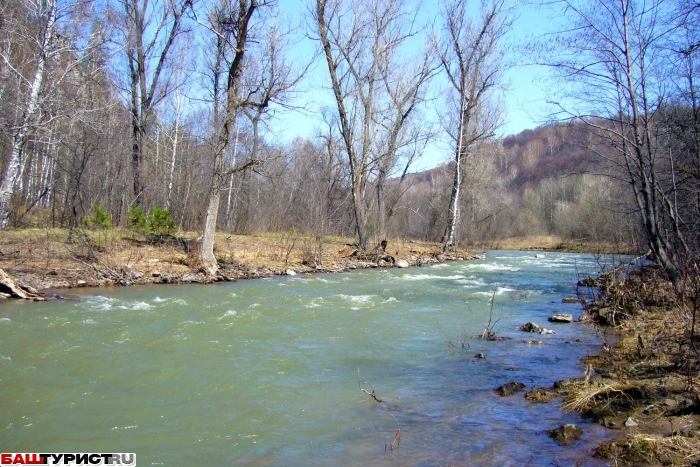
[0,251,616,465]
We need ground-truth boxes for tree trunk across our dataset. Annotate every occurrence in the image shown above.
[197,1,259,276]
[442,155,461,252]
[200,181,221,275]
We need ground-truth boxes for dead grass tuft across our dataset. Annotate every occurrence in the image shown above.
[560,380,644,413]
[595,433,700,466]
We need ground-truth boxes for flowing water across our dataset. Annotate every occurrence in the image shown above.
[0,251,618,465]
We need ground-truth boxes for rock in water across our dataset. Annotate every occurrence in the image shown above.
[547,424,583,442]
[495,382,526,396]
[548,313,574,323]
[520,322,542,333]
[395,259,410,268]
[285,268,297,276]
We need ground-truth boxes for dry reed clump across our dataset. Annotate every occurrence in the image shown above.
[595,434,700,466]
[560,380,650,414]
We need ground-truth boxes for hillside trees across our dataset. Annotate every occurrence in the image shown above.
[312,0,435,250]
[437,0,513,253]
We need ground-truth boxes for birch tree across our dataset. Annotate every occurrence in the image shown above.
[438,0,513,253]
[0,0,106,228]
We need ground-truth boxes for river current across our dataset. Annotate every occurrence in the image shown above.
[0,251,617,465]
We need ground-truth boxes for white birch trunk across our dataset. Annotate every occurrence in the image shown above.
[0,0,57,228]
[443,96,466,253]
[225,128,239,229]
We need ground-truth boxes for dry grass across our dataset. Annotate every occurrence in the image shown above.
[560,380,639,413]
[0,228,470,289]
[470,235,635,254]
[595,434,700,466]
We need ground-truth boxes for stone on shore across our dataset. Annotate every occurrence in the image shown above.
[395,259,410,268]
[549,313,574,323]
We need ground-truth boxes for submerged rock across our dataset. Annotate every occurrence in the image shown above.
[547,423,583,442]
[495,381,526,396]
[525,388,558,403]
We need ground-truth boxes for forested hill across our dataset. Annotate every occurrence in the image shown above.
[405,121,603,193]
[499,123,603,191]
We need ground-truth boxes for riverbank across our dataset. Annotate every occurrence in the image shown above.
[0,229,637,296]
[546,265,700,466]
[0,228,488,296]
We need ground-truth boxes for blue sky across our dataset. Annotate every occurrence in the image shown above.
[269,0,555,170]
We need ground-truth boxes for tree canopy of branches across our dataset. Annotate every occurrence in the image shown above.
[312,0,435,250]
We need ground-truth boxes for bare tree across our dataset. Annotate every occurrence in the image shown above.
[539,0,691,286]
[373,44,436,239]
[312,0,434,250]
[196,0,303,275]
[111,0,193,207]
[438,0,513,253]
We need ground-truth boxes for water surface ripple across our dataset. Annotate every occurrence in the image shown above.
[0,251,617,465]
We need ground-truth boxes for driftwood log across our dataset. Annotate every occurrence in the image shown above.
[0,269,44,300]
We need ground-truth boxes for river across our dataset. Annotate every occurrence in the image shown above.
[0,250,617,465]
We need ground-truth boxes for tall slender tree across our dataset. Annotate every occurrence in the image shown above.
[437,0,513,253]
[196,0,303,274]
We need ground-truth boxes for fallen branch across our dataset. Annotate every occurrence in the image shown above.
[357,368,402,451]
[358,368,383,403]
[0,268,44,300]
